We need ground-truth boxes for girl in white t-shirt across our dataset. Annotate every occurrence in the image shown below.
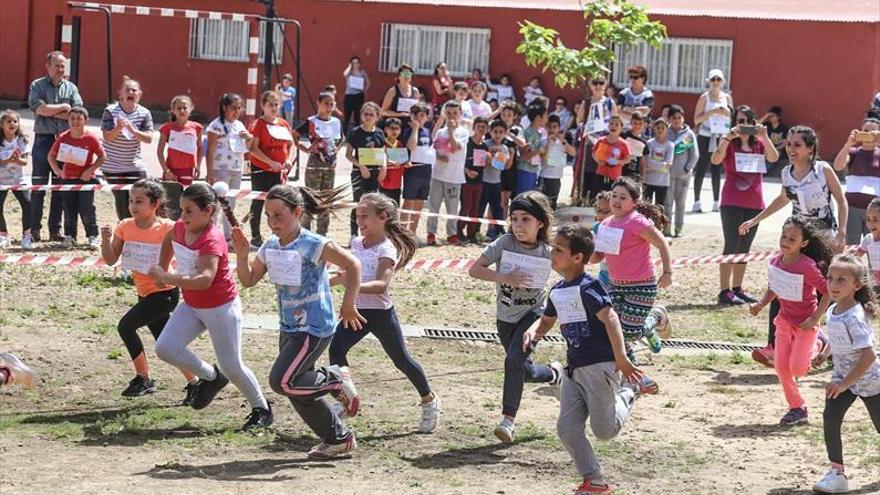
[328,193,441,433]
[0,110,33,250]
[206,93,252,240]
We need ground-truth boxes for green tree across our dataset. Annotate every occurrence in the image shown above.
[516,0,666,89]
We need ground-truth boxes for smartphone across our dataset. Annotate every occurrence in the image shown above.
[739,125,757,136]
[856,131,876,143]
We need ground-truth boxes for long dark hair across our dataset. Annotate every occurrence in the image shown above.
[218,93,243,136]
[830,254,878,318]
[733,105,757,147]
[786,125,819,167]
[359,193,418,270]
[265,183,349,219]
[783,215,835,276]
[611,177,669,231]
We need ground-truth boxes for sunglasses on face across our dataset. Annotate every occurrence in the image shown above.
[736,118,748,124]
[628,74,642,80]
[709,77,722,82]
[591,81,605,86]
[400,71,413,77]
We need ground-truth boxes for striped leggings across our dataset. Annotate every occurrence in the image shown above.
[608,279,658,342]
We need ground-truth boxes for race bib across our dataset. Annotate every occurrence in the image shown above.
[498,251,552,289]
[358,148,387,166]
[347,75,365,91]
[795,182,829,211]
[595,225,624,255]
[172,242,199,277]
[472,149,488,168]
[313,119,340,140]
[57,143,88,166]
[547,145,567,167]
[734,153,767,174]
[411,146,436,165]
[550,286,588,324]
[168,130,197,155]
[625,138,645,158]
[228,132,249,153]
[265,249,302,286]
[120,241,161,274]
[708,115,730,135]
[267,124,293,141]
[359,253,378,282]
[768,265,804,302]
[584,119,608,135]
[396,98,417,113]
[846,175,880,196]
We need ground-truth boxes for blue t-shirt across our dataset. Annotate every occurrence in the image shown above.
[281,86,297,113]
[544,272,616,369]
[257,229,335,338]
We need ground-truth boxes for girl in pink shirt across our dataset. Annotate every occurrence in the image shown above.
[748,215,834,426]
[591,177,673,357]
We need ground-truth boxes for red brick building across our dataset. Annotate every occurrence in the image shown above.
[1,0,878,153]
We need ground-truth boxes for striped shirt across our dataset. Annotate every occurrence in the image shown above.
[100,102,153,174]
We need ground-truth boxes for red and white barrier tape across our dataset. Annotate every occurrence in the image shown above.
[665,245,858,267]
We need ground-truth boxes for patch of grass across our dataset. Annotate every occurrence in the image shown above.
[729,350,747,365]
[93,322,115,335]
[106,349,123,360]
[16,306,35,318]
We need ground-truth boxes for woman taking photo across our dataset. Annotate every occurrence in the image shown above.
[693,69,734,213]
[832,117,880,244]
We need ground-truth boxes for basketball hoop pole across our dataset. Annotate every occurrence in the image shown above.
[66,4,113,103]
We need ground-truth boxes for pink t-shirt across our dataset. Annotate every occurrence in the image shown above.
[173,220,237,308]
[719,139,766,210]
[769,253,827,326]
[599,210,654,282]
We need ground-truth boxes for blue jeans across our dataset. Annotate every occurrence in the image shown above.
[479,182,505,236]
[498,312,554,417]
[30,134,64,235]
[515,169,538,195]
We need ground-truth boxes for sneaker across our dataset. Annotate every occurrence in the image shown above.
[0,352,35,388]
[242,406,274,431]
[0,235,9,248]
[732,288,758,304]
[307,434,356,460]
[31,230,41,243]
[574,479,613,495]
[182,381,199,406]
[813,468,849,494]
[336,366,360,418]
[250,237,263,249]
[120,375,157,397]
[549,361,564,386]
[718,288,745,306]
[189,365,229,410]
[418,395,441,433]
[61,235,75,249]
[87,236,101,249]
[649,305,672,340]
[20,234,33,251]
[751,345,775,368]
[49,232,65,242]
[812,332,832,369]
[426,233,437,246]
[645,329,662,354]
[446,234,461,246]
[493,417,515,444]
[712,200,720,212]
[779,407,809,426]
[636,374,660,396]
[673,229,684,238]
[691,201,702,213]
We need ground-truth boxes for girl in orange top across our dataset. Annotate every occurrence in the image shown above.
[100,178,196,400]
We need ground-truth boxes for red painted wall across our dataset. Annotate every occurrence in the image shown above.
[1,0,877,155]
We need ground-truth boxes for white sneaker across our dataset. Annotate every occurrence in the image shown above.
[0,352,35,388]
[813,468,849,494]
[61,236,74,248]
[337,366,360,418]
[0,235,9,248]
[87,236,100,249]
[712,200,720,212]
[418,395,441,433]
[20,234,33,251]
[691,201,702,213]
[493,417,515,444]
[307,434,356,459]
[549,361,564,386]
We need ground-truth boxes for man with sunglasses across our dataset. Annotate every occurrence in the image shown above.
[617,65,654,129]
[551,97,574,134]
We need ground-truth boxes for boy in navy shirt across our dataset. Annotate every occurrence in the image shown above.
[523,224,658,495]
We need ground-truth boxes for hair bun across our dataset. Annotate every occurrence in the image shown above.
[212,181,230,199]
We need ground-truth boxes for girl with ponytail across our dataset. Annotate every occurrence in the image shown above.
[328,192,441,434]
[205,93,252,240]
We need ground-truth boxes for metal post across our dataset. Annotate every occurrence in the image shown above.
[68,4,114,103]
[261,0,276,92]
[246,18,260,125]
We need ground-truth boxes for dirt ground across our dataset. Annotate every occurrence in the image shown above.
[0,192,878,495]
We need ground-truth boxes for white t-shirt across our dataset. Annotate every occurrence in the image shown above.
[468,99,492,119]
[0,137,29,186]
[432,126,469,184]
[826,303,880,397]
[206,118,248,174]
[539,139,566,179]
[351,237,398,310]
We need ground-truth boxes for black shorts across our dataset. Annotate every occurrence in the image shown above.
[720,205,761,255]
[402,167,431,201]
[501,167,517,193]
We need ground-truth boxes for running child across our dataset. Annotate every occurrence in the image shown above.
[0,110,33,250]
[641,118,674,209]
[748,215,834,426]
[523,223,658,495]
[298,91,344,236]
[458,117,490,243]
[401,103,433,234]
[206,93,252,240]
[346,101,387,240]
[48,106,104,249]
[480,119,511,241]
[151,183,271,431]
[232,184,364,459]
[591,177,672,356]
[468,191,563,443]
[100,178,196,399]
[249,90,294,247]
[379,117,407,206]
[328,193,441,433]
[158,95,202,221]
[539,114,576,209]
[812,254,880,494]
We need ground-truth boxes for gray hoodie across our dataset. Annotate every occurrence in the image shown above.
[667,124,699,177]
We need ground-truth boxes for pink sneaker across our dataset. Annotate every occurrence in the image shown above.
[751,345,774,368]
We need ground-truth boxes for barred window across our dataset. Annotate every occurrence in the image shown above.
[379,23,490,77]
[189,18,284,64]
[613,38,733,94]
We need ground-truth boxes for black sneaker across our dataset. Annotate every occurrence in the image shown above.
[242,405,274,431]
[189,365,229,410]
[718,288,746,306]
[250,237,264,249]
[49,231,65,242]
[121,375,156,397]
[732,288,758,304]
[182,382,199,406]
[31,230,42,243]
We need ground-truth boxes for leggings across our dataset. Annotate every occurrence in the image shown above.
[343,93,365,135]
[643,185,668,207]
[119,288,179,360]
[329,307,431,397]
[498,312,555,417]
[0,190,32,234]
[824,389,880,465]
[155,297,268,409]
[249,169,283,242]
[693,135,721,203]
[269,331,351,444]
[773,315,817,410]
[609,279,659,342]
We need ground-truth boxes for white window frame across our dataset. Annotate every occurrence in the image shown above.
[188,18,284,64]
[379,23,490,77]
[612,38,733,94]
